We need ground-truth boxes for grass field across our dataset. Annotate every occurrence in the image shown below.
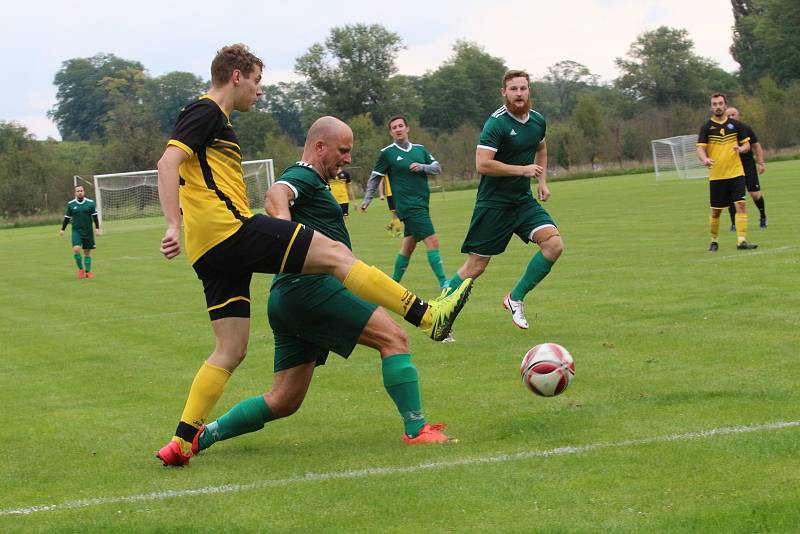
[1,162,799,532]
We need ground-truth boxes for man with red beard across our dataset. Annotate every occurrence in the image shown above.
[440,70,562,331]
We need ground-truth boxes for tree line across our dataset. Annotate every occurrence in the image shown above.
[2,0,799,220]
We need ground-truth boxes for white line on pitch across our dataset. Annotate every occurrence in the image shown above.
[2,420,798,517]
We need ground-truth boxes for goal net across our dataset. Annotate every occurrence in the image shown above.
[89,159,275,224]
[651,135,707,181]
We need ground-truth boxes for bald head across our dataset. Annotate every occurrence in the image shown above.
[726,107,740,120]
[302,116,353,179]
[305,116,352,149]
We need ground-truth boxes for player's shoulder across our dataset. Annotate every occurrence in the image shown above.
[379,143,396,152]
[178,96,222,119]
[530,109,546,124]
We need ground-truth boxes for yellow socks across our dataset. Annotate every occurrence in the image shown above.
[172,360,231,453]
[735,212,748,244]
[709,216,720,241]
[343,260,431,328]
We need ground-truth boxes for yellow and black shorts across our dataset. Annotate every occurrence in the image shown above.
[192,214,314,320]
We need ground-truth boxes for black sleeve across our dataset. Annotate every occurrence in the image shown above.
[61,217,70,231]
[169,101,223,153]
[92,213,100,229]
[697,122,709,144]
[746,124,758,145]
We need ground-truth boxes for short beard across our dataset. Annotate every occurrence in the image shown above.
[505,96,531,117]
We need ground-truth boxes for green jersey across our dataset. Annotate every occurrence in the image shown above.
[476,106,547,207]
[64,198,98,235]
[372,143,436,218]
[271,162,350,290]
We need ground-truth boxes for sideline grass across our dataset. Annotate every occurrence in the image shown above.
[1,162,798,531]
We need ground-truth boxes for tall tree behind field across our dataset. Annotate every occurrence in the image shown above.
[295,24,403,124]
[615,26,738,106]
[419,41,507,132]
[145,72,207,135]
[731,0,800,88]
[49,54,145,141]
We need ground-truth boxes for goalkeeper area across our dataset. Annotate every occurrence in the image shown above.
[651,134,708,181]
[74,159,275,224]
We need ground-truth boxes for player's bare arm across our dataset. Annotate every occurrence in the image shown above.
[534,141,550,201]
[265,182,295,221]
[754,143,766,173]
[476,147,543,178]
[696,146,714,167]
[156,145,189,259]
[733,140,751,154]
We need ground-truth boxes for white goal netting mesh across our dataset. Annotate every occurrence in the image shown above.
[651,135,708,181]
[88,159,275,223]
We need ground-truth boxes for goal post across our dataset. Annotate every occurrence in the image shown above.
[651,135,707,181]
[90,159,275,224]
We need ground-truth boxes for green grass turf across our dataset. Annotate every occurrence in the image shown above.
[1,162,798,532]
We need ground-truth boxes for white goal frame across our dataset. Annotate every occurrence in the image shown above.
[86,159,275,225]
[651,135,707,181]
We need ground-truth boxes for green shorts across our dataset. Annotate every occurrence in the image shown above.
[461,198,556,256]
[71,230,95,250]
[401,209,435,241]
[267,275,377,372]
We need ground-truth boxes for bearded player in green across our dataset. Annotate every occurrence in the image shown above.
[442,70,563,330]
[59,185,101,279]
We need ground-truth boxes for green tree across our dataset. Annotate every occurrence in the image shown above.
[0,123,58,216]
[295,24,404,122]
[570,94,606,167]
[49,54,145,140]
[615,26,737,106]
[540,60,599,119]
[419,41,507,132]
[731,0,800,88]
[96,70,164,173]
[145,71,207,135]
[261,82,319,143]
[232,110,282,160]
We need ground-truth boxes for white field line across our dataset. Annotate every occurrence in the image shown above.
[691,245,795,262]
[2,420,798,517]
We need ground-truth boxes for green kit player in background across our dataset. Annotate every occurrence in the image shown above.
[442,70,564,330]
[361,115,448,289]
[59,185,101,279]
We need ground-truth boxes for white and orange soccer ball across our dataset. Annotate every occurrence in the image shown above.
[520,343,575,397]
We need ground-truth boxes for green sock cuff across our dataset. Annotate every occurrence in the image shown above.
[425,249,447,286]
[84,256,92,272]
[445,273,463,294]
[392,254,411,282]
[74,253,83,269]
[381,353,416,386]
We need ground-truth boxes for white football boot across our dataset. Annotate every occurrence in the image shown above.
[502,293,529,329]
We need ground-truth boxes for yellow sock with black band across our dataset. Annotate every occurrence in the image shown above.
[709,216,720,241]
[343,260,432,328]
[172,360,231,453]
[735,212,748,243]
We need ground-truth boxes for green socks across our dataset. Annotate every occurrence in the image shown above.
[426,249,447,288]
[392,254,410,282]
[84,256,92,273]
[382,354,425,438]
[443,272,464,296]
[510,251,554,301]
[197,395,273,451]
[74,253,83,269]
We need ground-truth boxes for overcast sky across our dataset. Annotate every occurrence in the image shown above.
[5,0,737,140]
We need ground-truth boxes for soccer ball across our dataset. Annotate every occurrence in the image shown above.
[520,343,575,397]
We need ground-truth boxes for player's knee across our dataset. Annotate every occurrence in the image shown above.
[379,322,408,355]
[465,262,486,279]
[72,246,81,254]
[266,394,303,419]
[542,237,564,260]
